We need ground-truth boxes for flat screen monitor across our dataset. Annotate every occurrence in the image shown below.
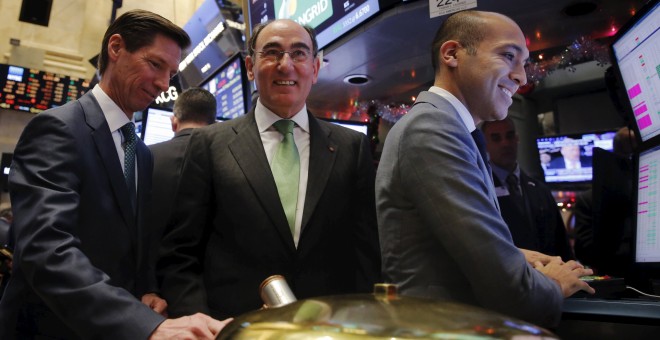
[141,107,174,146]
[610,0,660,144]
[247,0,382,50]
[199,53,248,121]
[0,63,90,113]
[536,130,616,184]
[634,143,660,266]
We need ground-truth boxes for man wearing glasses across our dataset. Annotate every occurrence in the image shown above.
[157,19,381,319]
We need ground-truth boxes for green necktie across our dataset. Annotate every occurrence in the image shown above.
[271,120,300,235]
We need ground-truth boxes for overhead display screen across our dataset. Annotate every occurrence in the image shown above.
[200,54,248,120]
[248,0,380,50]
[0,63,90,114]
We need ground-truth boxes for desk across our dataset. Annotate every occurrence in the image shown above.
[557,298,660,339]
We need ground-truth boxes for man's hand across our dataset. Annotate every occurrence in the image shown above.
[519,248,561,266]
[149,313,233,340]
[534,258,596,297]
[141,293,168,317]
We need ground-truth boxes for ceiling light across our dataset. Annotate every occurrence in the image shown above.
[343,74,370,85]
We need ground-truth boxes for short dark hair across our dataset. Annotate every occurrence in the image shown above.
[481,116,516,135]
[247,20,318,58]
[173,88,217,125]
[98,9,191,75]
[431,10,487,72]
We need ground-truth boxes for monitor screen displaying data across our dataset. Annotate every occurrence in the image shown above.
[0,63,90,113]
[199,54,248,120]
[611,1,660,143]
[141,107,175,146]
[635,144,660,263]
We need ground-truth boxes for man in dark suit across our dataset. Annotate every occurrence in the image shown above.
[157,19,381,319]
[0,10,227,339]
[376,10,593,328]
[482,117,574,261]
[147,87,216,273]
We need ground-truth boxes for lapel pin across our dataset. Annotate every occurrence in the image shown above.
[328,146,335,152]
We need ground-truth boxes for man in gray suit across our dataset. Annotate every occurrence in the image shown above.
[157,19,381,319]
[376,10,594,328]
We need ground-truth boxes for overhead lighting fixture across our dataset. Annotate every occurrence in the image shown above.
[343,74,370,85]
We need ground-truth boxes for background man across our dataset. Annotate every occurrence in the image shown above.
[481,117,574,261]
[548,138,592,170]
[376,10,593,328]
[157,19,381,319]
[147,87,216,270]
[0,10,228,339]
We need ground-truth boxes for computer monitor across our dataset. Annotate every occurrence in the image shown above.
[199,53,249,121]
[536,130,616,185]
[141,107,175,146]
[634,143,660,267]
[610,0,660,144]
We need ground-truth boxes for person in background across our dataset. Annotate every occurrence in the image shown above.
[0,203,12,298]
[376,10,593,329]
[0,10,228,339]
[156,18,381,320]
[147,87,216,278]
[548,138,592,170]
[482,117,574,261]
[574,126,637,277]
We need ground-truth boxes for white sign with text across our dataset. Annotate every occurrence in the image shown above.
[429,0,477,19]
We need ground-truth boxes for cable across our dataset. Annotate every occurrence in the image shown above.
[626,286,660,299]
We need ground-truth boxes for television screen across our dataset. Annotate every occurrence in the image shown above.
[634,143,660,265]
[536,131,616,184]
[0,63,90,113]
[247,0,381,50]
[141,107,175,146]
[199,53,248,120]
[610,0,660,143]
[178,0,245,89]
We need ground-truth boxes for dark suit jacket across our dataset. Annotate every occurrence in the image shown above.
[376,91,563,328]
[0,93,164,339]
[548,155,592,169]
[157,109,381,319]
[493,171,574,261]
[146,128,194,280]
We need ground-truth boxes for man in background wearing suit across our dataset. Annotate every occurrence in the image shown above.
[0,10,227,339]
[157,19,381,319]
[482,117,574,261]
[147,87,216,274]
[376,10,593,328]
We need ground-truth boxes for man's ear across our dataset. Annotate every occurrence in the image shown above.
[107,34,124,62]
[170,115,179,133]
[440,40,460,68]
[245,55,255,81]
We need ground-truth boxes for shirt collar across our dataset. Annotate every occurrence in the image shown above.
[255,99,310,133]
[92,84,132,132]
[491,162,520,185]
[428,86,475,132]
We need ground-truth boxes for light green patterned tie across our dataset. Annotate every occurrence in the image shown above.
[271,120,300,235]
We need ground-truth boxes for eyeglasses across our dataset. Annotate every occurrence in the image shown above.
[256,48,314,63]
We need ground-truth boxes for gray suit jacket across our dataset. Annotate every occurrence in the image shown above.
[0,92,164,339]
[157,109,381,319]
[376,91,562,328]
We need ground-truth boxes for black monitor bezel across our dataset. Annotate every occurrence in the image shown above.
[631,136,660,270]
[608,0,660,147]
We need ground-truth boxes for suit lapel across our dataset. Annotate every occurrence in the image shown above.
[80,93,136,229]
[228,112,296,251]
[301,116,336,232]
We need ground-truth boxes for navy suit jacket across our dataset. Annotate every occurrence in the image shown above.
[376,91,563,328]
[0,92,164,339]
[157,109,381,319]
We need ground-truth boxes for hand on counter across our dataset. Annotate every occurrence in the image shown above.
[534,258,596,297]
[149,313,233,340]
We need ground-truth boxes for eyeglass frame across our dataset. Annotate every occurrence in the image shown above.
[255,48,316,63]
